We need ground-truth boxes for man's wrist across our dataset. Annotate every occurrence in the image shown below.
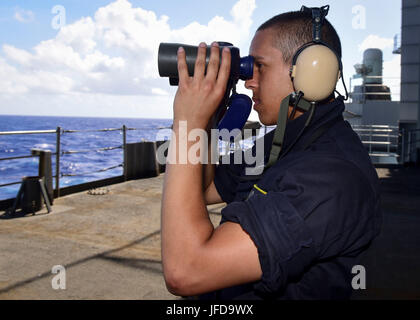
[173,118,208,131]
[168,119,209,166]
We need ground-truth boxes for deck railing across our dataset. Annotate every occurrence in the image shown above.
[351,125,400,158]
[348,75,401,103]
[0,125,171,200]
[1,123,419,202]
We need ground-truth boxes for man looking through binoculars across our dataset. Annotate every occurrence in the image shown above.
[161,7,381,300]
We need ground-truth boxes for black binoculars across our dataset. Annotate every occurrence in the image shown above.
[158,42,254,86]
[157,42,255,136]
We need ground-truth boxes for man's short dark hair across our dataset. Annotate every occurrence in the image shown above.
[257,10,342,65]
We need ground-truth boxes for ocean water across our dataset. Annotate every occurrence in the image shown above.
[0,115,172,200]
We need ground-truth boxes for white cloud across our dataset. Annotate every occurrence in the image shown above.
[0,0,256,111]
[358,34,394,52]
[151,88,169,96]
[2,45,33,66]
[383,55,401,100]
[14,8,35,23]
[383,55,401,78]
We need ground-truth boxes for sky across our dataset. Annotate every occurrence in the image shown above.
[0,0,402,120]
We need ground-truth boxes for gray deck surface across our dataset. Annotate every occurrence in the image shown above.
[1,167,419,300]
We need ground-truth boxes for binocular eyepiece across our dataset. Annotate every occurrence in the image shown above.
[158,42,254,86]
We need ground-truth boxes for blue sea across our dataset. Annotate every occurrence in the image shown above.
[0,115,173,200]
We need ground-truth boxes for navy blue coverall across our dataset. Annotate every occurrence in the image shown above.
[205,97,382,300]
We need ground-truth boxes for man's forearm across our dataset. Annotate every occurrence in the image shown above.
[161,121,214,277]
[202,115,218,192]
[202,141,216,192]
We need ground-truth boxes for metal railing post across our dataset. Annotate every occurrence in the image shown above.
[56,126,61,198]
[123,125,127,181]
[408,131,412,163]
[401,128,405,164]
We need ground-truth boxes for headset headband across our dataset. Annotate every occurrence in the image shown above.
[300,5,330,42]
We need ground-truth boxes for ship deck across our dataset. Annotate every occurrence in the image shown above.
[0,167,420,300]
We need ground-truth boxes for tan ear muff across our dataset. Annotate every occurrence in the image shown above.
[291,44,340,102]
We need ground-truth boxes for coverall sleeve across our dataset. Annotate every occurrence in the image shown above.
[220,192,317,294]
[219,155,379,294]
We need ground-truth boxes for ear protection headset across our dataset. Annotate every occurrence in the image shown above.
[290,5,344,103]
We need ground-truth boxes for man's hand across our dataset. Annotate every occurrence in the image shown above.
[173,42,231,129]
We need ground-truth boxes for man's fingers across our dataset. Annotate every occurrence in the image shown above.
[177,47,189,84]
[206,42,220,81]
[193,42,207,81]
[216,47,231,89]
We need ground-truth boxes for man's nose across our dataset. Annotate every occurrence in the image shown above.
[245,62,259,90]
[245,72,257,90]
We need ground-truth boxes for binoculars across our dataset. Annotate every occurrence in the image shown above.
[158,42,254,85]
[157,42,254,138]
